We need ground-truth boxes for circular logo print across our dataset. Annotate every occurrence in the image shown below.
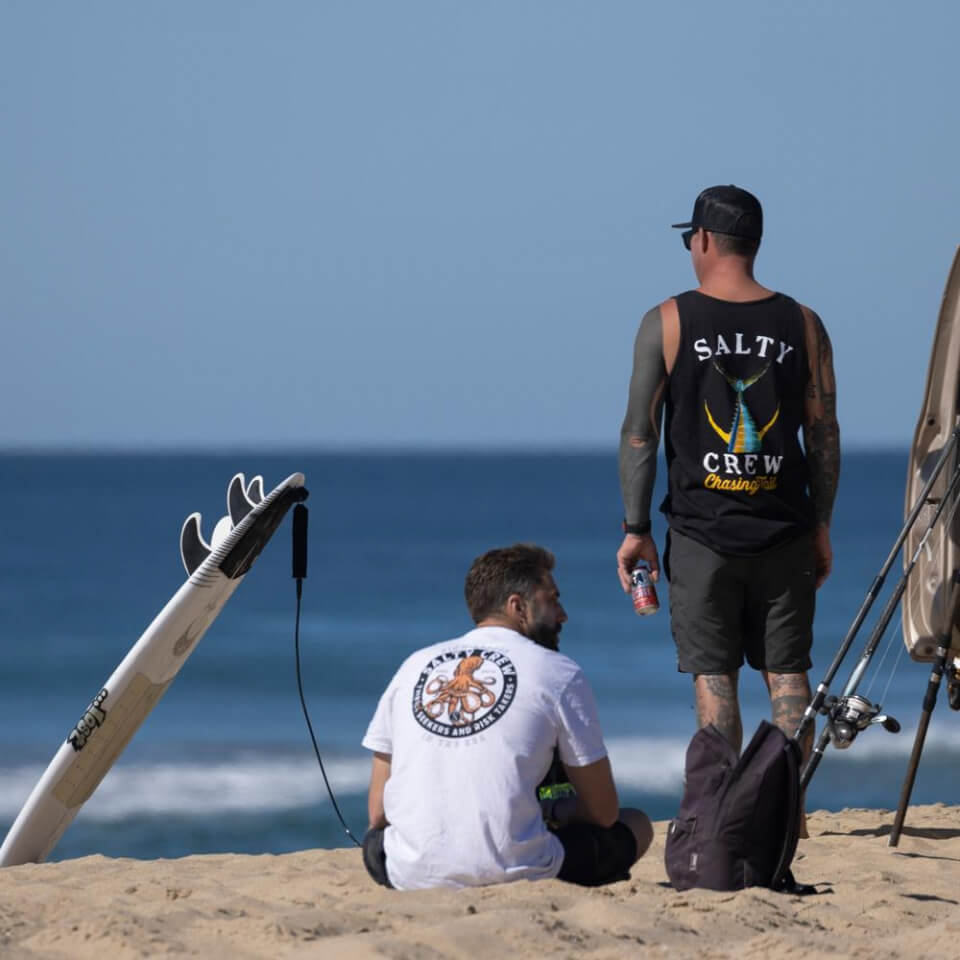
[412,648,517,738]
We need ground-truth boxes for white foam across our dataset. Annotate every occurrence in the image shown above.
[0,755,371,822]
[812,720,960,759]
[2,722,959,823]
[605,735,689,793]
[607,721,960,791]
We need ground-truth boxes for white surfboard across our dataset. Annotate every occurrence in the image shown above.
[0,471,307,867]
[902,247,960,663]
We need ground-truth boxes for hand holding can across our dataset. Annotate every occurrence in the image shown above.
[631,563,660,616]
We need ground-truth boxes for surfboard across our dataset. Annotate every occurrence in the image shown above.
[0,471,307,867]
[902,247,960,663]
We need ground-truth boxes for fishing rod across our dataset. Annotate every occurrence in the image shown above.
[796,424,960,790]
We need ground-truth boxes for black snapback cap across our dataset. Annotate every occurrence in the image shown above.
[671,185,763,241]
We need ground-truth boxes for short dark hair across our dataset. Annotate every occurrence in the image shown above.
[711,231,760,259]
[464,543,555,623]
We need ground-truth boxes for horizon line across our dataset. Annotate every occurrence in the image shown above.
[0,441,910,456]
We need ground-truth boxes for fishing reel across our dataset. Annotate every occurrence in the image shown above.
[822,694,901,749]
[948,660,960,712]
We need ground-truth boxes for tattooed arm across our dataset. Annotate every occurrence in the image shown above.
[801,306,840,587]
[617,305,669,590]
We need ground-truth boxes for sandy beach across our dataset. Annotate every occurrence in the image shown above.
[2,804,959,959]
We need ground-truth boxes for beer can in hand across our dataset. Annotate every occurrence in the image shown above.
[631,563,660,616]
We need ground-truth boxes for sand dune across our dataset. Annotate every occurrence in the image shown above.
[2,804,959,959]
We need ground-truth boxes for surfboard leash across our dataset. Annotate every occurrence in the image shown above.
[292,502,362,847]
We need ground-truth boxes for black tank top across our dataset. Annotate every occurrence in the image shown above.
[662,290,813,554]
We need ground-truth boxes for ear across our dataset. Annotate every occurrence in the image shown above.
[699,229,710,254]
[505,593,526,618]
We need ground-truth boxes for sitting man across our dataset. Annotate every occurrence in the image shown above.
[361,543,652,890]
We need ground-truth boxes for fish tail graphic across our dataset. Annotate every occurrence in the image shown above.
[728,400,742,452]
[714,360,770,392]
[712,360,773,453]
[757,404,780,439]
[733,398,761,453]
[705,400,731,445]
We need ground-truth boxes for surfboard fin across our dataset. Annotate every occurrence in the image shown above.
[227,474,256,527]
[209,515,233,550]
[246,476,264,505]
[179,513,212,577]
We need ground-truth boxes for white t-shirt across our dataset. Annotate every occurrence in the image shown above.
[361,625,608,890]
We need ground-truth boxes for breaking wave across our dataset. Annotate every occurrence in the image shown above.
[2,722,960,823]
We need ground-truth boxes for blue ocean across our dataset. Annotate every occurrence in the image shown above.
[2,451,957,862]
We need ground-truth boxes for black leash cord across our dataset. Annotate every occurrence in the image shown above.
[292,504,361,847]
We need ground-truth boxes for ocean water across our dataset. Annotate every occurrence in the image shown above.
[1,450,958,863]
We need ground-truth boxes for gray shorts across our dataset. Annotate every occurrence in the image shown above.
[666,529,815,675]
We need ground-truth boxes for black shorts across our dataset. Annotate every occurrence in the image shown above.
[667,529,815,675]
[361,822,636,889]
[362,827,393,888]
[553,820,637,887]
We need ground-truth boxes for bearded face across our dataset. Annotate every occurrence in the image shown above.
[523,575,565,651]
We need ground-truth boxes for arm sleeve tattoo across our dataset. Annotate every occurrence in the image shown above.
[802,309,840,526]
[619,307,667,529]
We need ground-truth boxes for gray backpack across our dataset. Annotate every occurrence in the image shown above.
[665,720,807,892]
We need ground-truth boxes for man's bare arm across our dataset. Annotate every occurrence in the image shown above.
[801,306,840,524]
[368,752,391,829]
[801,306,840,586]
[558,756,620,828]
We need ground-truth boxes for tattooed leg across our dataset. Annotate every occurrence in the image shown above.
[766,671,813,838]
[694,672,742,753]
[765,672,813,756]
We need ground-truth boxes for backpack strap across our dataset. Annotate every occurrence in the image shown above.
[770,737,801,890]
[771,738,803,891]
[776,868,821,896]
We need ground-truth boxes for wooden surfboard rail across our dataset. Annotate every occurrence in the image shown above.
[902,247,960,663]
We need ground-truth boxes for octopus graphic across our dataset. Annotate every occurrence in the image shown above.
[422,655,497,725]
[705,360,780,453]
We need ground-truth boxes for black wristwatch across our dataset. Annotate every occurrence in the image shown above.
[622,520,651,536]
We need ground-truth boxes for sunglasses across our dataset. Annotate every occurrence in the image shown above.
[681,229,697,251]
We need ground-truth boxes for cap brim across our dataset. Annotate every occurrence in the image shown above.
[671,221,693,229]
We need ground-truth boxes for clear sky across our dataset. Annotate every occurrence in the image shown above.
[2,1,957,450]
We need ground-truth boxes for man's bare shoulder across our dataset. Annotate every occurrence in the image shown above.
[638,298,676,320]
[653,299,678,325]
[798,302,825,328]
[798,302,836,389]
[658,299,680,371]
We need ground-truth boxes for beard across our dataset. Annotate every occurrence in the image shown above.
[527,620,560,651]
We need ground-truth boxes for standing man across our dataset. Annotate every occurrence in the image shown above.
[362,543,652,890]
[616,185,840,779]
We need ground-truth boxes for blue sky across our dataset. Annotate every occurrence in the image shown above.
[2,1,957,450]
